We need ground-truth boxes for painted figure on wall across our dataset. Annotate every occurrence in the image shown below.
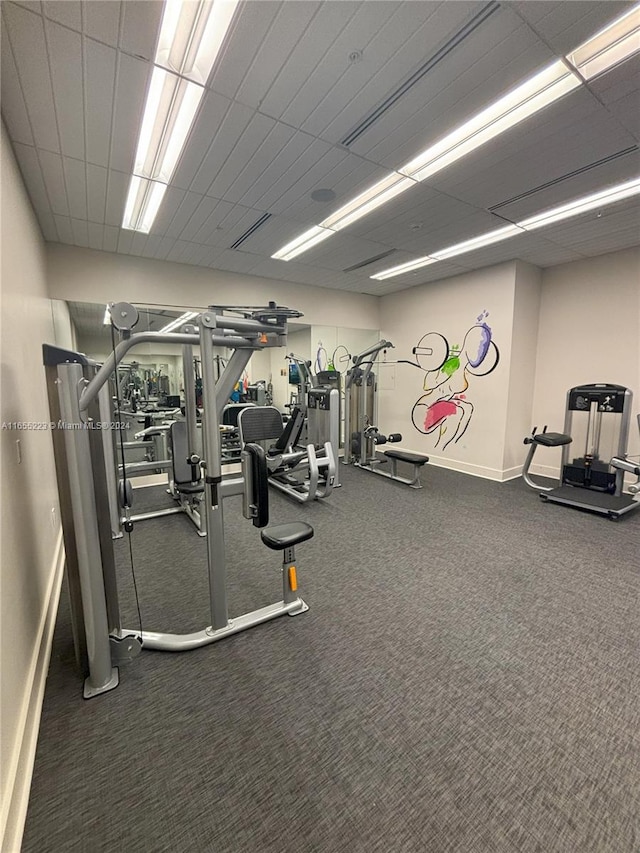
[411,311,500,450]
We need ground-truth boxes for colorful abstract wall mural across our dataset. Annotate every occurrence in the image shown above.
[411,311,500,450]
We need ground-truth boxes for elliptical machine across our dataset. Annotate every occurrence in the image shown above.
[523,383,640,520]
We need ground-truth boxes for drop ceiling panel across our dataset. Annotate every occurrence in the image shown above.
[262,147,353,221]
[426,90,637,208]
[39,150,69,216]
[258,1,364,123]
[12,143,51,216]
[310,1,485,145]
[588,54,640,143]
[291,232,400,272]
[531,196,640,247]
[2,3,60,152]
[221,123,302,207]
[54,214,73,244]
[39,213,58,242]
[85,39,117,168]
[232,2,322,110]
[185,198,250,246]
[119,1,163,62]
[232,133,334,213]
[280,2,402,132]
[63,156,87,220]
[104,169,129,227]
[163,191,207,240]
[86,165,108,223]
[205,113,278,202]
[1,23,34,146]
[210,2,285,102]
[151,187,188,234]
[507,1,634,56]
[491,148,640,223]
[103,225,119,252]
[84,1,121,47]
[188,100,255,195]
[274,156,384,226]
[87,222,104,251]
[351,5,552,166]
[47,22,85,160]
[43,0,81,30]
[71,218,89,247]
[170,90,234,190]
[116,229,135,255]
[108,52,149,174]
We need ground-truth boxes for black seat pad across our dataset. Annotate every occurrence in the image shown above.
[534,432,572,447]
[384,449,429,466]
[261,522,314,550]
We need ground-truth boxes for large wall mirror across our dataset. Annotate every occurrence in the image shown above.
[66,300,380,419]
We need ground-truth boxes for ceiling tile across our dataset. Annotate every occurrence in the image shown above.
[2,2,60,152]
[62,156,87,219]
[104,169,129,227]
[86,164,108,223]
[12,143,51,215]
[119,0,163,62]
[1,22,34,146]
[85,39,117,167]
[46,21,85,160]
[108,52,149,174]
[84,1,121,47]
[39,149,69,216]
[43,0,81,31]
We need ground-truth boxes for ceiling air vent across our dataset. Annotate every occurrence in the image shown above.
[339,1,499,147]
[490,146,639,212]
[343,249,397,273]
[229,212,272,250]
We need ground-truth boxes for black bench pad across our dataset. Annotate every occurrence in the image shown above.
[261,522,314,550]
[384,450,429,466]
[533,432,572,448]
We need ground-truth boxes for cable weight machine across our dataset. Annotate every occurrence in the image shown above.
[43,302,314,698]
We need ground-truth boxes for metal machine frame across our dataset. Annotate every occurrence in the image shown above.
[523,384,640,520]
[44,302,311,698]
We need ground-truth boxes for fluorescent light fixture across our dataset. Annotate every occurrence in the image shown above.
[517,177,640,230]
[431,224,524,260]
[273,61,580,261]
[159,311,199,333]
[156,0,239,85]
[320,174,417,231]
[133,67,204,184]
[123,0,238,233]
[271,225,334,261]
[370,256,438,280]
[567,4,640,80]
[400,61,580,182]
[371,177,640,279]
[123,176,168,233]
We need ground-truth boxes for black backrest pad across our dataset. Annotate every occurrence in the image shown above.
[271,406,305,453]
[238,406,283,444]
[170,421,197,484]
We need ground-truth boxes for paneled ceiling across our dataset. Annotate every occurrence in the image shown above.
[2,0,639,296]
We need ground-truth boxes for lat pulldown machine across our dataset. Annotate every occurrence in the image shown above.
[43,302,314,698]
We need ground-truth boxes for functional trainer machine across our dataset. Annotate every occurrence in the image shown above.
[523,383,640,520]
[343,341,429,488]
[43,302,314,698]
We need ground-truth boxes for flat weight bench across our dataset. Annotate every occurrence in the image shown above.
[382,449,429,489]
[261,521,314,612]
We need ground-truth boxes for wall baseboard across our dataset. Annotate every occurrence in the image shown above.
[1,531,64,853]
[426,454,521,482]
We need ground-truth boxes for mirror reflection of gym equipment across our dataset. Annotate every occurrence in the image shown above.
[43,301,315,698]
[523,384,640,520]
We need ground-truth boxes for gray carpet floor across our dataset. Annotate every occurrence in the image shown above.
[22,462,640,853]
